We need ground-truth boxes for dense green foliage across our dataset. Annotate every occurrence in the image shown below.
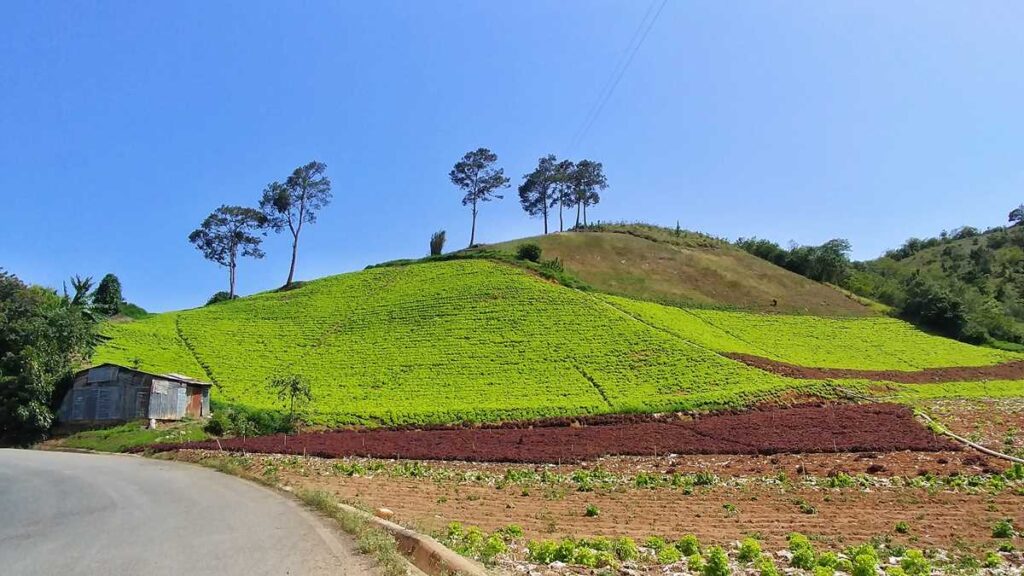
[849,225,1024,345]
[96,260,844,426]
[93,259,1023,425]
[515,242,542,262]
[93,273,124,316]
[0,270,96,444]
[736,237,854,285]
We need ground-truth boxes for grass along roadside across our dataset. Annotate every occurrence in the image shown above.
[53,419,208,452]
[173,451,484,576]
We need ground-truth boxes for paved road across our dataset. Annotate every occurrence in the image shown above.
[0,449,371,576]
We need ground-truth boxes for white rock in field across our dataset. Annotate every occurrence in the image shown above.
[549,561,566,569]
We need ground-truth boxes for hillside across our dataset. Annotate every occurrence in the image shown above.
[481,225,874,316]
[849,225,1024,345]
[94,258,1022,426]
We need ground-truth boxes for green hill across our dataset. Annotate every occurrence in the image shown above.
[481,224,874,317]
[94,257,1022,426]
[848,225,1024,346]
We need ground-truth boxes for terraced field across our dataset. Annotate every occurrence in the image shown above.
[95,258,1023,426]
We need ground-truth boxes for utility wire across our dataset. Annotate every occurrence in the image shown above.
[566,0,669,154]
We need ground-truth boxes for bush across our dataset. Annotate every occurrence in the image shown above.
[516,243,543,262]
[656,545,682,565]
[526,540,559,564]
[479,535,507,564]
[813,566,835,576]
[899,549,930,576]
[613,537,639,561]
[788,533,816,570]
[852,553,878,576]
[429,230,446,256]
[738,537,762,562]
[992,518,1015,538]
[894,521,909,534]
[702,546,730,576]
[676,534,701,556]
[644,536,668,552]
[983,551,1003,568]
[755,556,779,576]
[584,503,600,517]
[206,291,236,305]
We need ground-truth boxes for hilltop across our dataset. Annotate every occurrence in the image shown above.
[480,224,874,317]
[94,255,1022,426]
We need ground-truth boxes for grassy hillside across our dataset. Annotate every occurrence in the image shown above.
[94,258,1023,426]
[481,225,874,317]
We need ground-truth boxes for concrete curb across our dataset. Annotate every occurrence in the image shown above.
[342,504,491,576]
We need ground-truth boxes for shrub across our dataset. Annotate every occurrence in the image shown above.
[755,556,779,576]
[993,518,1015,538]
[497,524,523,541]
[479,535,507,564]
[894,521,910,534]
[886,567,906,576]
[788,533,816,570]
[738,537,762,562]
[572,546,598,568]
[526,540,559,564]
[813,566,835,576]
[516,242,543,262]
[206,291,236,305]
[676,534,701,556]
[982,551,1003,568]
[899,549,930,576]
[816,551,839,568]
[644,536,668,552]
[582,536,611,551]
[852,553,878,576]
[687,553,704,572]
[429,230,446,256]
[613,537,639,561]
[584,503,600,517]
[594,551,618,568]
[656,545,682,565]
[702,546,730,576]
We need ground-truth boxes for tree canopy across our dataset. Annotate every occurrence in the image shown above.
[450,148,509,246]
[260,161,333,286]
[569,159,608,228]
[0,270,97,444]
[518,155,559,234]
[93,273,124,316]
[188,205,267,298]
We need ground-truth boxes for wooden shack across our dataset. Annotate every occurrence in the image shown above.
[58,363,212,423]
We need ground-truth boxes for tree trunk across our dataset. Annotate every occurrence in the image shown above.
[469,205,477,247]
[543,205,548,234]
[228,261,236,298]
[575,202,581,228]
[583,203,587,227]
[559,197,564,232]
[286,236,298,286]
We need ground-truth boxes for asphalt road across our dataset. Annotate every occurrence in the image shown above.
[0,449,371,576]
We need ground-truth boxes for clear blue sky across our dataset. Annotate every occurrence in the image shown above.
[3,1,1022,312]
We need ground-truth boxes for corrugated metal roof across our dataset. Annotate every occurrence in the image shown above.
[77,363,214,387]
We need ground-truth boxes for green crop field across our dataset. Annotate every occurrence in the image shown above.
[94,258,1024,426]
[603,295,1017,370]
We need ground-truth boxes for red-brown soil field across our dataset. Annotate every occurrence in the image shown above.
[728,353,1024,383]
[149,403,957,463]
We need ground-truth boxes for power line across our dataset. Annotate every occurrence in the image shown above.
[566,0,669,155]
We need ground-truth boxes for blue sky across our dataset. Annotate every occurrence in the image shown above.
[2,1,1022,312]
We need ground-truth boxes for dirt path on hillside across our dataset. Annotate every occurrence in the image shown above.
[727,353,1024,383]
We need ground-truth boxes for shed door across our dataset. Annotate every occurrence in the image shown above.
[186,386,203,418]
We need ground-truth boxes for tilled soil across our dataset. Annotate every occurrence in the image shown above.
[151,403,956,463]
[727,353,1024,383]
[171,450,1023,552]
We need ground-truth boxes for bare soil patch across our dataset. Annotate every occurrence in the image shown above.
[171,450,1023,553]
[728,353,1024,383]
[150,403,955,463]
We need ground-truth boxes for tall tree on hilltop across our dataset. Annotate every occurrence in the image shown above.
[569,160,608,228]
[260,161,333,286]
[1009,204,1024,226]
[450,148,509,247]
[518,155,559,234]
[92,273,124,316]
[188,205,267,298]
[552,159,576,232]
